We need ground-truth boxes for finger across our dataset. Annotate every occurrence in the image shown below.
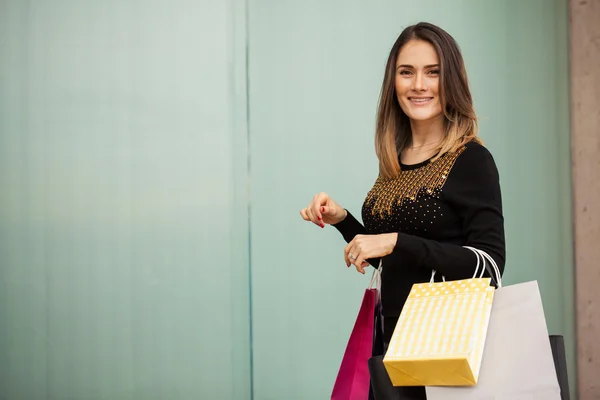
[350,242,364,273]
[354,252,366,274]
[306,207,323,228]
[313,193,328,222]
[311,207,325,228]
[344,244,350,267]
[300,208,310,221]
[349,245,361,269]
[344,241,354,267]
[306,207,318,225]
[354,261,365,274]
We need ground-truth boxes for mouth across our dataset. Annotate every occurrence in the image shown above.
[408,97,433,105]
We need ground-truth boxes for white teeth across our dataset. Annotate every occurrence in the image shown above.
[411,98,432,103]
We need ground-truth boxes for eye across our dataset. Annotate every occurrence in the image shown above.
[428,69,440,75]
[399,70,412,76]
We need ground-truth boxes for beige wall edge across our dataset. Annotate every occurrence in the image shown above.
[570,0,600,398]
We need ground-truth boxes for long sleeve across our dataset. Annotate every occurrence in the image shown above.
[386,144,505,283]
[332,210,366,242]
[332,210,382,268]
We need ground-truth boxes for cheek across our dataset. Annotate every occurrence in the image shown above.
[394,79,410,107]
[429,79,440,94]
[394,74,409,95]
[394,81,409,111]
[394,77,407,94]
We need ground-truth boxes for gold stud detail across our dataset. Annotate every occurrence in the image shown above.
[365,146,465,217]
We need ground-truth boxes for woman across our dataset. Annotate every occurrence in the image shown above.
[300,22,505,399]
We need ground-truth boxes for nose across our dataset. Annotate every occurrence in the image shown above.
[413,72,427,91]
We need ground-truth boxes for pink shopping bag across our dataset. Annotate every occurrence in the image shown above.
[331,281,378,400]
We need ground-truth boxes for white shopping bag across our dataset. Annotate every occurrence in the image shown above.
[426,249,561,399]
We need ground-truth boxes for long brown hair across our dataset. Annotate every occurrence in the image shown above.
[375,22,481,178]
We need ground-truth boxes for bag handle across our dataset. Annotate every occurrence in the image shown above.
[429,247,500,285]
[463,246,502,288]
[430,247,482,283]
[429,269,446,283]
[368,263,381,289]
[368,260,383,303]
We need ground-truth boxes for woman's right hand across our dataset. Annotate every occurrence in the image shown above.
[300,192,347,228]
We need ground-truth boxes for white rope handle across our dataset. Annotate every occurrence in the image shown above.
[463,246,502,288]
[429,270,446,283]
[368,260,383,302]
[368,262,381,289]
[474,250,485,279]
[430,247,494,284]
[430,248,481,283]
[463,246,484,279]
[480,249,502,288]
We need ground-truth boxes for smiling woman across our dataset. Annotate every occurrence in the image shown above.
[396,42,443,124]
[395,40,446,165]
[300,22,505,400]
[375,23,481,178]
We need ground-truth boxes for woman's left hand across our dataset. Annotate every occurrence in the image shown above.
[344,233,398,274]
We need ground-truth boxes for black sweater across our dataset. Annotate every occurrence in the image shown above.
[333,141,505,336]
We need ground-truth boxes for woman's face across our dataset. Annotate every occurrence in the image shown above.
[394,40,443,122]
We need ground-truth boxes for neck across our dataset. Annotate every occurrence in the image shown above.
[409,115,445,148]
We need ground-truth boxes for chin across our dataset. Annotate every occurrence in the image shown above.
[400,102,442,122]
[406,111,439,121]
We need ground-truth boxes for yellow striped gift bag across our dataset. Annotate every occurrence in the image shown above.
[383,277,495,387]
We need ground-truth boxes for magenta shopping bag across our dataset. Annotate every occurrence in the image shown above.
[331,282,379,400]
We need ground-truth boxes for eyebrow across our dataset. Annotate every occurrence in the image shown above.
[396,64,440,70]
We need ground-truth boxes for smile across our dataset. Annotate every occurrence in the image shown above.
[409,97,433,105]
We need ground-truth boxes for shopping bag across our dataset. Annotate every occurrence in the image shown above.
[382,277,495,386]
[331,269,380,400]
[369,355,429,400]
[426,251,562,399]
[382,246,495,387]
[549,335,571,399]
[369,335,568,400]
[368,355,402,400]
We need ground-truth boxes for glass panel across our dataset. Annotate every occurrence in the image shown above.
[0,1,251,398]
[247,0,574,398]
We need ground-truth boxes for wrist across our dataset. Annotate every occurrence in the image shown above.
[339,209,348,223]
[332,208,347,225]
[385,232,398,255]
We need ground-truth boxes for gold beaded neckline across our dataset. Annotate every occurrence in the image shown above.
[365,146,466,217]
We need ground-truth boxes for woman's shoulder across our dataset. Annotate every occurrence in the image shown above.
[442,139,500,186]
[455,139,498,169]
[462,139,494,156]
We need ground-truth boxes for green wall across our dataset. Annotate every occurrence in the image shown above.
[248,0,575,399]
[0,0,574,399]
[0,1,250,399]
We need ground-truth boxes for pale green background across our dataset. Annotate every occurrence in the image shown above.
[0,0,250,399]
[0,0,574,399]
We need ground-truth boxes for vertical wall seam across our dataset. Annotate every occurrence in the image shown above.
[244,0,254,398]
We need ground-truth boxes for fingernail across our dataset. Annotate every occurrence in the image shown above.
[321,207,325,212]
[317,215,322,221]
